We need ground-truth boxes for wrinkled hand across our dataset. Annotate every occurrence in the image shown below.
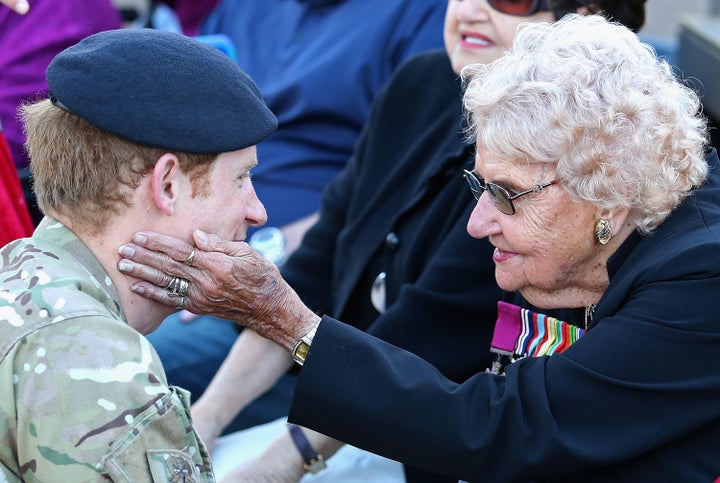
[1,0,29,14]
[117,229,320,350]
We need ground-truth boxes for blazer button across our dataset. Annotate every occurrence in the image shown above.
[385,232,400,252]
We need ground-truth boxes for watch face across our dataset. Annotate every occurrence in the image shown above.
[295,341,310,363]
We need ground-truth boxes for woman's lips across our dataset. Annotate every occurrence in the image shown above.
[493,247,516,263]
[460,32,493,49]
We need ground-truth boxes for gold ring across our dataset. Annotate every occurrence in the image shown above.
[184,249,195,266]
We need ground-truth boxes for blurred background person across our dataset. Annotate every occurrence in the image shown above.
[197,0,448,254]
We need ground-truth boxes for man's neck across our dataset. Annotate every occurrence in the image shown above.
[52,212,171,335]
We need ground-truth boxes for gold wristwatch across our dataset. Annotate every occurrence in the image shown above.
[291,323,318,366]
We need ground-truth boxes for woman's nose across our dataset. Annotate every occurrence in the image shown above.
[466,191,500,239]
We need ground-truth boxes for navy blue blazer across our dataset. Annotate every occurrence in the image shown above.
[289,148,720,482]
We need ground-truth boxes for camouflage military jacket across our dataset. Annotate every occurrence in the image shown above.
[0,218,215,482]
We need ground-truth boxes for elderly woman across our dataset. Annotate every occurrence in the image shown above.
[119,13,720,481]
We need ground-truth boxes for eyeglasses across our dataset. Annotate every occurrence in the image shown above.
[487,0,550,16]
[463,169,557,215]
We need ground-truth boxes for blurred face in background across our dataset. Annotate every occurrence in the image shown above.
[443,0,555,74]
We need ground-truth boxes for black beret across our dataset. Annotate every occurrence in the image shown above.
[46,28,277,153]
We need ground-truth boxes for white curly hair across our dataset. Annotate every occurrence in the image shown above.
[462,14,708,234]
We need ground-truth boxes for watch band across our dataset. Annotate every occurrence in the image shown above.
[287,423,327,474]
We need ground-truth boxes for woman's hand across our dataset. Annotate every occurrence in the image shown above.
[1,0,29,14]
[117,229,320,350]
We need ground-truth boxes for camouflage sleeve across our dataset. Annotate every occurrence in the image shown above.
[3,316,214,482]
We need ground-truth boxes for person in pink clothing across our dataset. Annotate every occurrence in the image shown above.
[0,0,122,223]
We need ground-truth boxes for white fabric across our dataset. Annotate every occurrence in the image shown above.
[212,416,405,482]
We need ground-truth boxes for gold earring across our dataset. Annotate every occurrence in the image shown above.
[594,219,612,245]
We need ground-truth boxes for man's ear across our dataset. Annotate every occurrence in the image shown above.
[150,153,183,215]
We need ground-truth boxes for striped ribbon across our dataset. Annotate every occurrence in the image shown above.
[488,301,585,374]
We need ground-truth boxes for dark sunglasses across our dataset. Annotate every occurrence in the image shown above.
[487,0,550,16]
[463,169,557,215]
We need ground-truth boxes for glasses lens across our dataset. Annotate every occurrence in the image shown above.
[463,171,484,200]
[486,183,515,215]
[487,0,539,16]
